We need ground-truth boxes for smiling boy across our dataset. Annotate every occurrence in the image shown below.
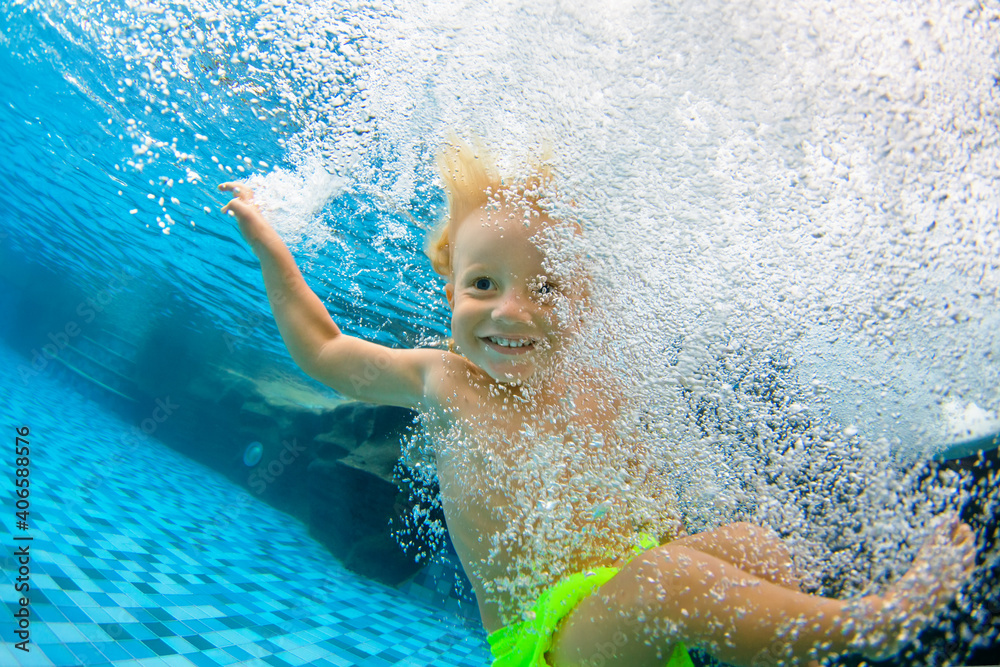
[220,140,975,667]
[444,200,569,382]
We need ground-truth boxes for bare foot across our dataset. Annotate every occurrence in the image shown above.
[846,514,976,660]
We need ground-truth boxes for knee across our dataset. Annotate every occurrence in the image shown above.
[726,521,778,542]
[629,544,702,600]
[726,521,756,534]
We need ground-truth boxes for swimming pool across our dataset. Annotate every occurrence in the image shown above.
[3,0,1000,664]
[0,1,491,663]
[0,341,489,666]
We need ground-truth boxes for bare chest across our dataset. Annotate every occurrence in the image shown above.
[425,397,643,623]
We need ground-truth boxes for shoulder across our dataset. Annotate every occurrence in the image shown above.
[420,350,491,411]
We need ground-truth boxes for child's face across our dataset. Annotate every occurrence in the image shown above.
[447,203,576,384]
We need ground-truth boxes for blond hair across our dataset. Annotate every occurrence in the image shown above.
[426,138,554,277]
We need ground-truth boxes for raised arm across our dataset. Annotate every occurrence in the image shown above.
[219,182,448,409]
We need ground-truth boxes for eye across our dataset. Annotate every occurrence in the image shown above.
[532,276,559,302]
[473,277,494,291]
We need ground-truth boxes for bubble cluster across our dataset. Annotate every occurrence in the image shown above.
[5,0,384,241]
[370,0,998,656]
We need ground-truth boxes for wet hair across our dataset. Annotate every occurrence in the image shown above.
[426,137,554,278]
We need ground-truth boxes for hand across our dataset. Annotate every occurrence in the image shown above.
[219,181,270,244]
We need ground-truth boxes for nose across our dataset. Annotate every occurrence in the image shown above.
[492,288,532,323]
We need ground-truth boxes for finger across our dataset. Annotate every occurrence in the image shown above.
[222,198,252,216]
[220,181,252,198]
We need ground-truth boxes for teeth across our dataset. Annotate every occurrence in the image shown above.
[489,336,533,348]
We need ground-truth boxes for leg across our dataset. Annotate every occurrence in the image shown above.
[669,522,802,590]
[552,543,850,667]
[548,517,975,667]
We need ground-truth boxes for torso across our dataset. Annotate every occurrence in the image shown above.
[421,355,682,632]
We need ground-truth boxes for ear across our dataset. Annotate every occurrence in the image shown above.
[445,282,455,309]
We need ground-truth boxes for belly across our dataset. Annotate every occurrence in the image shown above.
[437,461,640,630]
[426,413,663,627]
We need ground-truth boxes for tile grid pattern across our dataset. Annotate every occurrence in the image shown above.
[1,342,491,666]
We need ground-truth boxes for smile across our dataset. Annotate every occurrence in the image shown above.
[482,336,537,354]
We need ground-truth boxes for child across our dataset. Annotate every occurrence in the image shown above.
[219,141,975,667]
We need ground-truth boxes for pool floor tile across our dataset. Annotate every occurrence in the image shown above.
[1,341,489,666]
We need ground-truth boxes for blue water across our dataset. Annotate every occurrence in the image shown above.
[0,339,490,666]
[0,4,486,665]
[3,0,1000,664]
[0,5,449,355]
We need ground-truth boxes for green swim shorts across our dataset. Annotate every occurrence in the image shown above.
[487,535,693,667]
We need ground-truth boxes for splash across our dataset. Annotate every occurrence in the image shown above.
[245,155,347,247]
[364,1,998,658]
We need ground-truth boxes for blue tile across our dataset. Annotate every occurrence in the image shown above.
[96,640,133,661]
[223,644,252,661]
[37,641,79,665]
[66,641,112,665]
[119,638,158,659]
[143,637,180,656]
[199,617,230,632]
[32,604,67,623]
[148,607,177,622]
[124,623,158,641]
[47,621,89,644]
[181,619,212,634]
[60,605,93,623]
[311,657,354,667]
[160,655,201,666]
[184,652,226,667]
[144,621,174,638]
[28,622,61,646]
[128,607,158,623]
[0,345,493,667]
[51,576,82,591]
[161,636,200,655]
[200,648,241,665]
[75,622,116,642]
[193,634,224,652]
[41,590,73,610]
